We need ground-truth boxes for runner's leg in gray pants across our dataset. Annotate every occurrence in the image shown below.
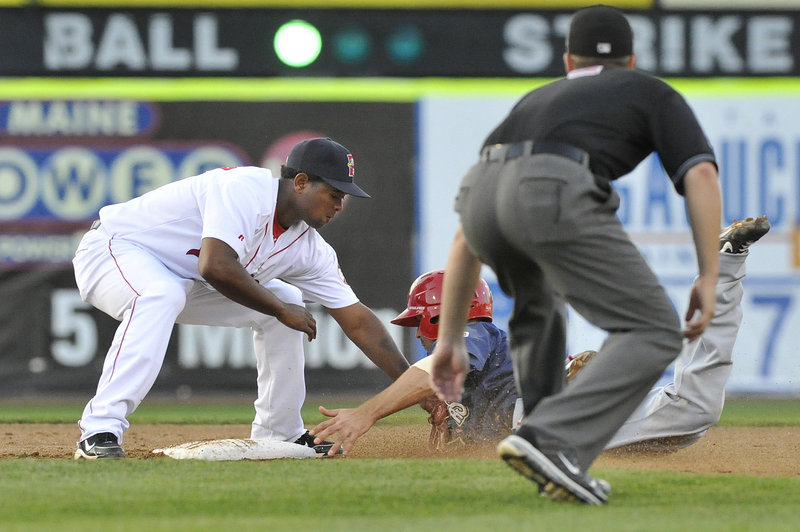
[606,250,747,450]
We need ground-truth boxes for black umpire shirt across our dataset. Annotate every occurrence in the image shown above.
[482,65,717,195]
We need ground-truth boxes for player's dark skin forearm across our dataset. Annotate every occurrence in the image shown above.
[198,237,317,340]
[327,303,410,379]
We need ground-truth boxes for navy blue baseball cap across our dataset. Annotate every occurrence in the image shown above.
[567,4,633,58]
[285,137,370,198]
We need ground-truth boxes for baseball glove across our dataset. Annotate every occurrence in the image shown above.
[565,350,597,381]
[420,395,451,450]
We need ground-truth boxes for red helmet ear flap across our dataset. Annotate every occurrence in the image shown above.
[416,306,441,340]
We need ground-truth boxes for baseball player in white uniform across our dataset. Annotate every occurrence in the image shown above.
[72,137,409,459]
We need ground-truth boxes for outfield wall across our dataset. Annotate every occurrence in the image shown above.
[0,78,798,396]
[419,82,800,395]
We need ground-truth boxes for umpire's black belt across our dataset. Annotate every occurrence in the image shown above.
[480,140,588,166]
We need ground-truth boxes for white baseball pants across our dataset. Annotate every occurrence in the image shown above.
[73,227,307,445]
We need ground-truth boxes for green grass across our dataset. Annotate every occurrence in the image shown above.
[0,458,797,532]
[0,397,796,426]
[1,397,798,531]
[0,395,429,425]
[716,397,800,427]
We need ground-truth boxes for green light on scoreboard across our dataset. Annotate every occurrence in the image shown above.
[272,20,426,71]
[333,25,372,65]
[274,20,322,68]
[386,25,424,65]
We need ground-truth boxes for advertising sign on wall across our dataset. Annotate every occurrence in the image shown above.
[0,99,415,395]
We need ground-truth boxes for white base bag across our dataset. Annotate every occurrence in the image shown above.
[152,438,317,461]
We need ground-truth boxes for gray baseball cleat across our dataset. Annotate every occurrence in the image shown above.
[74,432,126,460]
[719,216,770,254]
[497,434,609,505]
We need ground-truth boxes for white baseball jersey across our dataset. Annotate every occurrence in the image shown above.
[97,165,358,309]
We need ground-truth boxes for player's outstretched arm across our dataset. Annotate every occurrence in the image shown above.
[326,302,410,379]
[198,237,317,340]
[309,367,432,456]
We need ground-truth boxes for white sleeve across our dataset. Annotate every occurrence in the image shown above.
[200,168,268,259]
[412,356,433,375]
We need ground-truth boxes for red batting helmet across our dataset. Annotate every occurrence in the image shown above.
[391,269,493,340]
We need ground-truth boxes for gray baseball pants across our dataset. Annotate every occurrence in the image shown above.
[455,150,684,471]
[605,250,746,449]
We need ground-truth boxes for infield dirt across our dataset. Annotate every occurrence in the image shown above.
[1,423,798,476]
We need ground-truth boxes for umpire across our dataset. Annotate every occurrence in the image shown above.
[430,4,721,504]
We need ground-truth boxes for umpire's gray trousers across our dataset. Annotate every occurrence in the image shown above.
[455,151,684,471]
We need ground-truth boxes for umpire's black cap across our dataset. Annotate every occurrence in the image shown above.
[567,4,633,58]
[285,137,370,198]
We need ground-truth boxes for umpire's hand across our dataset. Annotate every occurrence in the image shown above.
[429,343,469,402]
